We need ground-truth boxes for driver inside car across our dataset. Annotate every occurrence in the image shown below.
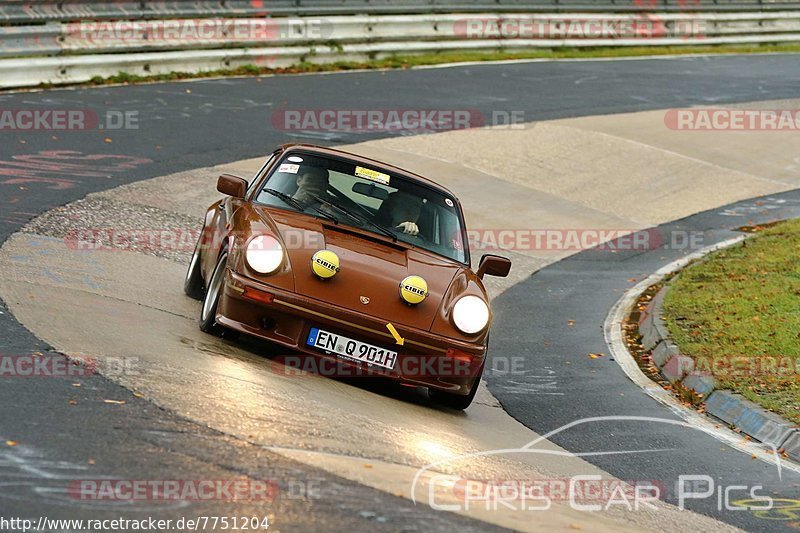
[292,166,331,207]
[377,191,424,236]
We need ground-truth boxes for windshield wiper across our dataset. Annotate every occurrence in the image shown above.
[262,188,339,224]
[262,188,304,210]
[309,194,398,241]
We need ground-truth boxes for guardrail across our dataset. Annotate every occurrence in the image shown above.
[1,1,800,22]
[2,10,800,88]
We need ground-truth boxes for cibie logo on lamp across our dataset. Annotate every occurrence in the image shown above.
[399,276,428,305]
[311,250,340,279]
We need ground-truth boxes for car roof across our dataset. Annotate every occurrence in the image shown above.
[277,143,458,199]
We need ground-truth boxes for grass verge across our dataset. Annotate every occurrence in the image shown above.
[662,218,800,423]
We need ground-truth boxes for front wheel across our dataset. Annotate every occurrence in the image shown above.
[199,252,228,335]
[429,363,484,410]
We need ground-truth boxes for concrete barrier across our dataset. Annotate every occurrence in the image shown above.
[705,391,798,449]
[780,432,800,463]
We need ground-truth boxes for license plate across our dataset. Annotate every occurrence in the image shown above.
[306,327,398,370]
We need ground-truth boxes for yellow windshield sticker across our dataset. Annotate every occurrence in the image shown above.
[355,166,390,185]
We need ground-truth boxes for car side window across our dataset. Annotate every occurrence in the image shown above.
[247,152,279,197]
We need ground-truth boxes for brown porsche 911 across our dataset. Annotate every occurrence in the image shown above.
[184,144,510,409]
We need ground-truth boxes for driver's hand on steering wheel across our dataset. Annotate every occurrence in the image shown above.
[395,221,420,236]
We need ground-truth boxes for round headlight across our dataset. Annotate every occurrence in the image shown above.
[452,295,490,335]
[246,235,284,274]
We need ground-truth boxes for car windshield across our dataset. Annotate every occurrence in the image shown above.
[254,152,468,263]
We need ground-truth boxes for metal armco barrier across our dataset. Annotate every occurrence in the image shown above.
[49,13,800,54]
[1,1,800,22]
[1,8,800,88]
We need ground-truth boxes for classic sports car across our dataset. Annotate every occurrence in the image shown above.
[184,144,510,409]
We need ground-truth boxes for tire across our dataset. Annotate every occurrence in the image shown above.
[429,363,484,410]
[199,252,228,335]
[184,235,204,300]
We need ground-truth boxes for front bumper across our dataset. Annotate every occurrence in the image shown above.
[216,269,485,395]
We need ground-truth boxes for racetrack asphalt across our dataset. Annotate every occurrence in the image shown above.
[3,54,800,530]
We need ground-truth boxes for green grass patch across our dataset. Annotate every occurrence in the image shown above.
[662,218,800,423]
[35,42,800,89]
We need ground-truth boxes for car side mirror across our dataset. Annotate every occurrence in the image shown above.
[217,174,247,199]
[477,254,511,279]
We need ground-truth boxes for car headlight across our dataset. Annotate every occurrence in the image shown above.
[452,295,490,334]
[246,235,284,274]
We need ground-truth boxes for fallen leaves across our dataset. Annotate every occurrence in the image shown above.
[103,399,126,405]
[588,353,605,359]
[5,440,17,447]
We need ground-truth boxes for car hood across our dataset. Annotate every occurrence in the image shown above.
[264,207,461,332]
